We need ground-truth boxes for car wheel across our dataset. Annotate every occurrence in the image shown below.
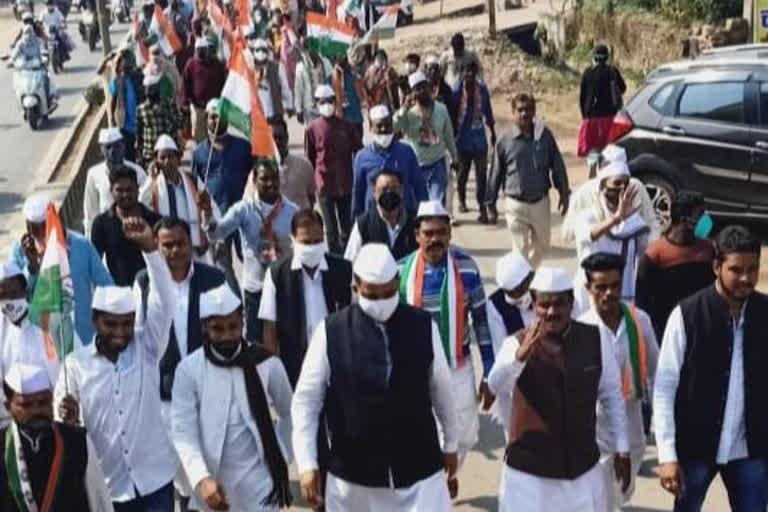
[641,174,675,231]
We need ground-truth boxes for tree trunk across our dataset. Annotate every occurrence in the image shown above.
[487,0,497,37]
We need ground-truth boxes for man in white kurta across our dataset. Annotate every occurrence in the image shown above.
[488,267,630,512]
[82,127,147,237]
[292,243,458,511]
[572,161,651,317]
[171,284,294,512]
[54,216,178,509]
[578,252,659,510]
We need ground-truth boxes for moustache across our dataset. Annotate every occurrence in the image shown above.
[427,242,444,250]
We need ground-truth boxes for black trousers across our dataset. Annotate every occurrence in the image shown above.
[457,151,488,211]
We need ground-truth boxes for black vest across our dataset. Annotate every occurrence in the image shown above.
[270,252,352,387]
[137,262,225,400]
[356,208,418,261]
[676,285,768,460]
[489,289,525,336]
[324,304,444,488]
[0,423,90,512]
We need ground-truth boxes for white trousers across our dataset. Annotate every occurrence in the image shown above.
[325,470,451,512]
[498,463,609,512]
[504,195,551,267]
[437,361,479,469]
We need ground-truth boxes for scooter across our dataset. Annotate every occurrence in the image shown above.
[13,0,34,20]
[11,56,57,130]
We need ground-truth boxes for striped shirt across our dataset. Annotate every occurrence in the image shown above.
[398,247,494,376]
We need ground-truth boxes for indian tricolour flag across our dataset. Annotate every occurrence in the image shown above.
[359,4,399,44]
[306,12,357,60]
[28,205,75,364]
[219,41,276,160]
[209,1,234,63]
[150,5,183,56]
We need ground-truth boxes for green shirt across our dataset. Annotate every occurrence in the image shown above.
[393,100,458,167]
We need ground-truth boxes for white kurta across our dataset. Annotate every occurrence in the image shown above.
[343,210,405,263]
[291,318,457,511]
[579,306,659,508]
[573,210,650,318]
[487,326,630,512]
[171,350,293,512]
[82,160,147,237]
[54,251,178,503]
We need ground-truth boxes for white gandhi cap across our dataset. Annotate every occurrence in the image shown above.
[200,284,242,320]
[194,37,211,49]
[424,55,439,66]
[529,267,573,293]
[369,104,390,121]
[495,251,533,290]
[598,161,630,181]
[314,84,335,99]
[154,134,178,152]
[408,71,427,88]
[601,144,627,164]
[4,362,51,395]
[416,200,449,219]
[143,73,162,87]
[98,127,123,145]
[92,286,136,314]
[23,193,50,223]
[353,243,397,284]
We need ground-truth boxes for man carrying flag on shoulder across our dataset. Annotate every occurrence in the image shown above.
[397,199,494,497]
[0,361,113,511]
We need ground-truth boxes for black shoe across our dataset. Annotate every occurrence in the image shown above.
[477,212,489,224]
[458,202,469,213]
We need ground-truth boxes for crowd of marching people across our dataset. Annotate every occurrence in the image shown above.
[0,0,766,510]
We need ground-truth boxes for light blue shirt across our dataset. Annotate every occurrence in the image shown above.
[11,230,114,344]
[207,195,299,292]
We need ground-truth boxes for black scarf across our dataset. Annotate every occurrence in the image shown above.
[203,339,293,508]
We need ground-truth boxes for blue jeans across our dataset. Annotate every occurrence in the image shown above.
[113,482,175,512]
[675,458,768,512]
[421,158,448,206]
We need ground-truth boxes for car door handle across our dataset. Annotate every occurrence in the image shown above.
[662,125,686,136]
[756,141,768,150]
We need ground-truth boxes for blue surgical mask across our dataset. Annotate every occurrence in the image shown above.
[694,213,713,239]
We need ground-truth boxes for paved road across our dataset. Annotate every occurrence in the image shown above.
[0,10,127,251]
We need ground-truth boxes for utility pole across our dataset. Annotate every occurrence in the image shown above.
[487,0,496,37]
[95,0,112,55]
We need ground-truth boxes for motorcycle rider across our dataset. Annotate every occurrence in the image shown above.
[40,0,71,62]
[10,24,57,107]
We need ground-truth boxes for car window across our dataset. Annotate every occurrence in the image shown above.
[760,83,768,126]
[677,82,745,124]
[649,83,675,114]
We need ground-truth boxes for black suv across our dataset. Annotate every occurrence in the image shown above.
[608,52,768,227]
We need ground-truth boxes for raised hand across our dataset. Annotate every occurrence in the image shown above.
[515,319,545,362]
[122,216,156,252]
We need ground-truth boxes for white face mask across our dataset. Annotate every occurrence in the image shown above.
[505,291,532,310]
[254,50,269,62]
[318,103,335,118]
[293,241,327,268]
[1,298,28,324]
[372,133,394,148]
[358,293,399,323]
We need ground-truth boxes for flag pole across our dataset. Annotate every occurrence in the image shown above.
[203,115,222,187]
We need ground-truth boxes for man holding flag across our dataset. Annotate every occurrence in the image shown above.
[397,200,494,495]
[11,193,113,346]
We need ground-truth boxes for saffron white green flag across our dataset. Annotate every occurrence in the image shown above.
[359,4,399,45]
[306,11,357,60]
[28,204,75,362]
[219,40,277,160]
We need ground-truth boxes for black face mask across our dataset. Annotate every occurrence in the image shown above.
[378,191,401,212]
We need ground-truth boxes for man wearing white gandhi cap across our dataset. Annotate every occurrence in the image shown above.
[488,266,631,512]
[171,283,294,511]
[292,243,458,511]
[10,193,113,345]
[54,216,179,510]
[1,361,114,511]
[348,102,428,221]
[571,160,652,318]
